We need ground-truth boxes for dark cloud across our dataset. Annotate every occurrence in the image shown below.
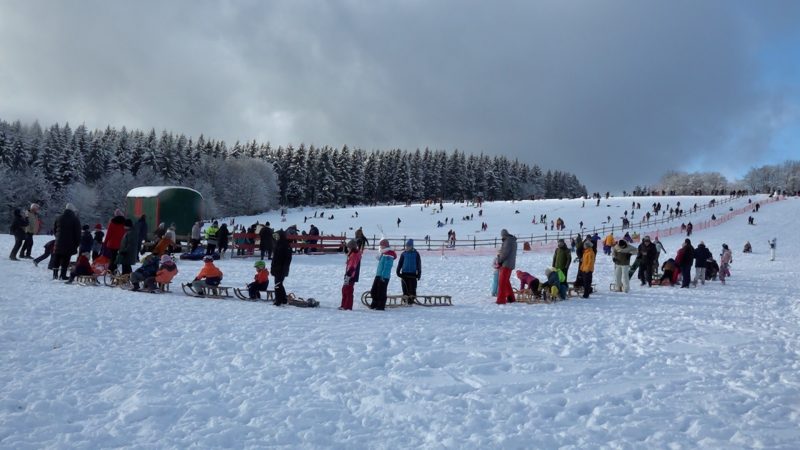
[1,0,798,191]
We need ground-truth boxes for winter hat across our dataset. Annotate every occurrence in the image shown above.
[585,240,594,248]
[203,255,214,262]
[406,239,414,248]
[254,260,266,269]
[346,239,358,251]
[65,203,77,212]
[161,254,173,264]
[124,219,133,228]
[643,236,651,242]
[618,240,627,247]
[94,223,102,230]
[722,243,729,249]
[685,238,692,245]
[82,224,89,231]
[114,208,124,217]
[30,203,40,211]
[501,229,509,238]
[379,238,390,248]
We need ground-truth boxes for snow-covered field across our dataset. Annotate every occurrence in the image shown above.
[1,195,799,448]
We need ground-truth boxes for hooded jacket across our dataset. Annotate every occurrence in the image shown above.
[552,242,571,272]
[54,208,81,256]
[375,247,397,280]
[497,230,517,269]
[694,244,712,268]
[103,215,127,251]
[270,230,292,278]
[579,247,596,272]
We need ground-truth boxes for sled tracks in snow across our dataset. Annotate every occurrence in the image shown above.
[360,292,452,308]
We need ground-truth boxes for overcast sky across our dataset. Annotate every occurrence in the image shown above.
[1,0,799,191]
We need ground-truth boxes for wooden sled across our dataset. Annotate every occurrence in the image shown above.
[76,275,100,286]
[103,272,131,288]
[360,292,453,308]
[233,288,275,301]
[513,288,548,304]
[181,283,233,299]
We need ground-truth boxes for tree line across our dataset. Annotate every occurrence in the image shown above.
[0,117,587,230]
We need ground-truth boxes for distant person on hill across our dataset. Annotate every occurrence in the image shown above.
[355,227,369,251]
[719,244,732,284]
[743,241,752,253]
[496,229,517,304]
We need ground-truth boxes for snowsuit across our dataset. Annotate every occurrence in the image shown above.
[9,209,29,260]
[259,226,274,260]
[578,248,595,298]
[66,254,92,283]
[396,245,422,300]
[496,229,517,304]
[147,261,178,291]
[271,230,292,305]
[612,242,638,292]
[719,248,732,284]
[192,261,223,292]
[692,244,712,286]
[340,248,362,310]
[516,271,539,295]
[52,208,81,280]
[370,247,397,310]
[247,268,270,299]
[131,255,160,290]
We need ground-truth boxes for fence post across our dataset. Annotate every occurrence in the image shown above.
[473,236,476,250]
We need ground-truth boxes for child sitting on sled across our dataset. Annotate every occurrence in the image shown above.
[192,255,223,294]
[143,254,179,292]
[65,253,93,284]
[248,260,270,299]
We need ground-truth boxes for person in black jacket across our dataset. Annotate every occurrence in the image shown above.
[259,222,274,260]
[217,223,230,257]
[9,208,29,260]
[692,241,712,286]
[79,224,93,255]
[270,229,292,306]
[679,239,695,288]
[52,203,82,280]
[637,236,658,287]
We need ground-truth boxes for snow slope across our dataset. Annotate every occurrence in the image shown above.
[1,195,798,448]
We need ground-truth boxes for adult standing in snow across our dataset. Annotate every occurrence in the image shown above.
[578,241,596,298]
[20,203,40,258]
[92,224,104,260]
[340,239,362,310]
[134,214,148,255]
[496,229,517,304]
[719,244,732,284]
[355,227,369,252]
[52,203,81,280]
[9,208,29,260]
[396,239,422,303]
[692,241,712,286]
[217,223,230,258]
[103,209,127,273]
[552,239,572,281]
[370,239,397,310]
[117,219,138,275]
[205,221,219,256]
[259,221,274,260]
[190,221,202,252]
[637,236,658,287]
[678,239,695,288]
[271,229,292,306]
[768,238,776,261]
[612,239,638,292]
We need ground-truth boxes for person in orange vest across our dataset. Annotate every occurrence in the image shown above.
[191,255,223,294]
[578,241,596,298]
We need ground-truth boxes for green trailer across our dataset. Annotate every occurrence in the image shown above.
[126,186,203,239]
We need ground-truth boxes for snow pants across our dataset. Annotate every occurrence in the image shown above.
[496,266,515,304]
[370,276,388,310]
[719,263,730,284]
[680,265,692,287]
[21,232,34,257]
[614,265,631,292]
[579,271,593,298]
[400,276,417,298]
[248,281,269,299]
[341,283,355,310]
[273,275,287,305]
[692,267,706,286]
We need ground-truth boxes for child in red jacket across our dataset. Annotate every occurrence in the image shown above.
[248,260,270,299]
